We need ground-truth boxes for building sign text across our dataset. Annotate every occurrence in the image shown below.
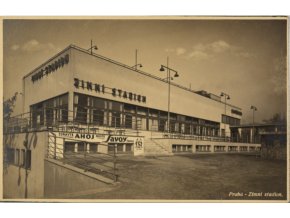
[31,54,69,83]
[74,78,146,103]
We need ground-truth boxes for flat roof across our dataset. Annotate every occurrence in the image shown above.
[23,44,242,110]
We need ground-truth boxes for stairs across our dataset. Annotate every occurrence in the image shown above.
[144,138,173,156]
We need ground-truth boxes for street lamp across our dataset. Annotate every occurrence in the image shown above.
[131,63,143,70]
[159,64,179,134]
[133,49,144,70]
[250,105,258,143]
[88,40,98,55]
[220,92,230,140]
[250,105,257,125]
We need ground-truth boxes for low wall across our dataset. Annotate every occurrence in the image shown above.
[3,132,48,199]
[44,159,115,198]
[152,138,261,153]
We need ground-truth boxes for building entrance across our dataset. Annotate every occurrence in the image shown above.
[64,141,76,153]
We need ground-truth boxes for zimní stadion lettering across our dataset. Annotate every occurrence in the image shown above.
[74,77,146,103]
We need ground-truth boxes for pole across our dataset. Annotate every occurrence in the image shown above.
[253,109,255,125]
[252,108,255,143]
[114,144,117,182]
[167,57,170,134]
[135,49,138,70]
[224,96,226,139]
[90,40,93,55]
[54,134,56,159]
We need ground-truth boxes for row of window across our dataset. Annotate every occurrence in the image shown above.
[221,114,241,126]
[30,94,68,127]
[172,144,192,152]
[64,142,133,154]
[5,148,31,169]
[30,93,238,137]
[73,93,221,136]
[194,145,260,152]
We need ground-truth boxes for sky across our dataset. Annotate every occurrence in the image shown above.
[3,18,287,124]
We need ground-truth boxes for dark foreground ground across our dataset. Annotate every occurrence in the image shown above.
[71,154,287,201]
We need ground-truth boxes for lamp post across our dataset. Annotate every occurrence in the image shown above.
[132,49,143,70]
[250,105,257,143]
[88,40,98,55]
[131,63,143,70]
[160,62,179,134]
[220,92,230,140]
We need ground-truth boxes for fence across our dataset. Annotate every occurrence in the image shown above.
[5,107,238,143]
[47,131,118,181]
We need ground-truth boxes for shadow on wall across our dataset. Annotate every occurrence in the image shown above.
[3,131,38,198]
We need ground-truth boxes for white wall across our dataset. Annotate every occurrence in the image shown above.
[71,48,242,123]
[23,48,73,112]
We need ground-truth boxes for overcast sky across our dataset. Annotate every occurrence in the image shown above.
[3,18,287,123]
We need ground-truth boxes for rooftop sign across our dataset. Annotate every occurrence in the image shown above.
[31,54,69,83]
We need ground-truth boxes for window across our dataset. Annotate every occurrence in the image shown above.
[20,149,25,167]
[8,148,31,169]
[93,109,104,125]
[214,145,226,152]
[25,150,32,169]
[31,93,68,128]
[124,114,133,128]
[228,146,238,152]
[172,144,192,153]
[196,145,211,152]
[221,115,241,126]
[6,148,15,164]
[240,146,248,151]
[89,143,98,153]
[75,106,87,123]
[249,146,256,152]
[14,149,20,165]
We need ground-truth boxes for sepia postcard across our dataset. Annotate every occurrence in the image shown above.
[0,16,288,202]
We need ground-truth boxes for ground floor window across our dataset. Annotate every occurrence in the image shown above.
[196,145,211,152]
[214,145,226,152]
[89,143,98,153]
[64,141,100,153]
[172,144,192,152]
[5,148,15,165]
[108,143,133,154]
[239,146,248,152]
[228,146,238,152]
[5,148,31,169]
[64,141,77,153]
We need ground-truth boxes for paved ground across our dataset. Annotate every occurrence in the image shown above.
[71,153,287,200]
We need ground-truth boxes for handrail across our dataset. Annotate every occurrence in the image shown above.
[47,131,118,181]
[4,107,236,142]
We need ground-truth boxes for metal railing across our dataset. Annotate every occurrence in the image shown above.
[5,107,241,143]
[3,107,143,136]
[47,131,118,182]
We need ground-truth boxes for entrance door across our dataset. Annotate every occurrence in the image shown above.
[89,143,98,153]
[64,142,76,153]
